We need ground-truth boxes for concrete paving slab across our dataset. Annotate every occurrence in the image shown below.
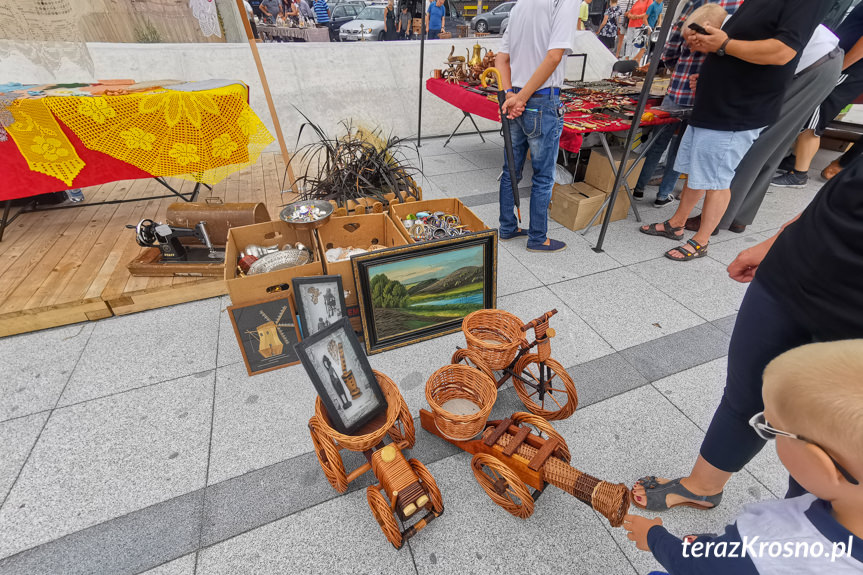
[550,268,703,350]
[629,256,749,322]
[711,313,737,337]
[421,153,478,177]
[566,352,648,408]
[496,247,544,297]
[0,372,213,558]
[431,167,503,197]
[620,323,730,382]
[139,553,196,575]
[505,227,620,284]
[208,362,319,485]
[216,296,243,368]
[197,487,417,575]
[58,298,220,406]
[0,323,93,421]
[0,412,48,505]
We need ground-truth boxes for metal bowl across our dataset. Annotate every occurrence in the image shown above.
[279,199,334,231]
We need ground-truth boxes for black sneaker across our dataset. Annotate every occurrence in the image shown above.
[633,188,644,199]
[777,154,796,173]
[770,170,809,188]
[654,195,674,207]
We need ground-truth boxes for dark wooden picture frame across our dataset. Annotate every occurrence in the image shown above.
[352,229,498,355]
[292,275,349,338]
[227,293,302,376]
[294,317,387,435]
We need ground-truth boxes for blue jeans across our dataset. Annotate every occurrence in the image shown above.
[634,122,686,200]
[428,29,440,39]
[499,92,563,245]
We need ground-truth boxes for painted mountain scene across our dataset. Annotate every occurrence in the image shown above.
[368,244,486,340]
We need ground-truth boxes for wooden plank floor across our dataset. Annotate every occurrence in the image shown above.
[0,153,293,337]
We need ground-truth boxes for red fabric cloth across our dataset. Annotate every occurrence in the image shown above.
[0,119,152,201]
[426,78,585,152]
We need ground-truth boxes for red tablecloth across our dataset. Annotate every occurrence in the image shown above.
[426,78,677,152]
[1,120,152,201]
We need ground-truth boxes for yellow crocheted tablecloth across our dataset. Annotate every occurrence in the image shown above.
[4,82,273,187]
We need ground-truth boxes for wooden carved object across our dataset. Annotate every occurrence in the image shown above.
[328,339,362,399]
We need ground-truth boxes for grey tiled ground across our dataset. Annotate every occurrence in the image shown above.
[0,136,836,574]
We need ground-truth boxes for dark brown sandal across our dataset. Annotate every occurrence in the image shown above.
[639,220,684,240]
[665,238,708,261]
[685,214,718,236]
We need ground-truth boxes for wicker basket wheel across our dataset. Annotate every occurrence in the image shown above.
[461,309,526,370]
[425,364,497,441]
[308,417,348,493]
[314,370,402,452]
[409,458,444,513]
[470,453,534,519]
[366,486,403,549]
[387,395,416,449]
[451,348,496,383]
[512,355,578,421]
[510,412,572,463]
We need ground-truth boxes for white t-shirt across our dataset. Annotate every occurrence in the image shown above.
[795,24,840,73]
[500,0,580,90]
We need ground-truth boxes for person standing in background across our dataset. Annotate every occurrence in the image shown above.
[495,0,580,253]
[298,0,315,23]
[397,4,411,39]
[427,0,445,39]
[578,0,592,30]
[616,0,635,57]
[313,0,329,24]
[384,0,397,39]
[622,0,651,59]
[598,0,622,50]
[646,0,663,29]
[259,0,281,23]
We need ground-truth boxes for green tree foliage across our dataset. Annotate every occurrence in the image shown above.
[370,274,409,308]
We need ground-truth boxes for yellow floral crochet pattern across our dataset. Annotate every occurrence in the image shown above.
[4,83,273,186]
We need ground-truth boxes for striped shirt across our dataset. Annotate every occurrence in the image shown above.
[662,0,743,107]
[314,0,329,23]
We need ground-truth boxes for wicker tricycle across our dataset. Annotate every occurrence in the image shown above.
[308,371,443,548]
[453,308,578,420]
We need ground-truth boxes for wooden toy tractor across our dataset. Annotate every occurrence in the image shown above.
[309,371,443,548]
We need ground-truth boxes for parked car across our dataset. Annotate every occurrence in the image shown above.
[340,5,388,40]
[328,3,362,40]
[470,1,515,33]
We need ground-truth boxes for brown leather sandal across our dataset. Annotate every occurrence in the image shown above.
[639,220,684,240]
[665,238,708,261]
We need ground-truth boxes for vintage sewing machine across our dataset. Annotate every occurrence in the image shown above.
[128,218,223,263]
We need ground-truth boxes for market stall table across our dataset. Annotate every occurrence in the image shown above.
[0,80,274,240]
[425,77,678,223]
[257,25,330,42]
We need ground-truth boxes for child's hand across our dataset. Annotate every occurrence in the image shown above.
[623,514,663,551]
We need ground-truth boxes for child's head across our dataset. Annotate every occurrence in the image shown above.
[763,341,863,499]
[684,3,727,31]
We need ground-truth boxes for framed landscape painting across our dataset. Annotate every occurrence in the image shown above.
[352,229,497,354]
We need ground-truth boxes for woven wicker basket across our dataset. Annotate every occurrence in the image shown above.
[462,309,525,370]
[425,364,497,441]
[313,370,401,452]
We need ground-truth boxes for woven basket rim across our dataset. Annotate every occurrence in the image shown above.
[462,309,525,353]
[313,370,401,451]
[425,363,497,423]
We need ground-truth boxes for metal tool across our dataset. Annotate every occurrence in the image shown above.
[127,219,222,262]
[480,67,521,224]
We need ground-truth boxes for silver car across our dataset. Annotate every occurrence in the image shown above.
[471,1,515,34]
[339,5,387,41]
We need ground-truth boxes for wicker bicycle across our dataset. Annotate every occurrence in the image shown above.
[419,409,630,527]
[453,308,578,420]
[308,371,443,548]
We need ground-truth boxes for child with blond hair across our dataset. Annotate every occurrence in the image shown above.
[624,340,863,573]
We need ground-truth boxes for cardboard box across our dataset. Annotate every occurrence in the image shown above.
[549,182,630,231]
[389,198,489,243]
[584,150,645,194]
[411,18,422,33]
[318,213,410,330]
[224,220,322,306]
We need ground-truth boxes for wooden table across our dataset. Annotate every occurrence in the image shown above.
[257,25,330,42]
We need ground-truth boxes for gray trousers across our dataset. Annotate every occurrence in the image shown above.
[721,50,843,227]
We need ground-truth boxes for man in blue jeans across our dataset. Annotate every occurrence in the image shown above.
[426,0,445,39]
[496,0,579,253]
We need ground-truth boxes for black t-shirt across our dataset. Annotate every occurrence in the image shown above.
[836,0,863,51]
[757,160,863,341]
[690,0,828,131]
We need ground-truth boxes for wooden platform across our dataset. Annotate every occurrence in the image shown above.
[0,153,293,338]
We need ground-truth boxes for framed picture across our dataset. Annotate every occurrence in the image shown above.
[294,318,387,435]
[292,275,348,338]
[352,229,497,355]
[228,294,302,376]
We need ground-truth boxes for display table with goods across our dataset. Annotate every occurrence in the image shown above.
[257,24,331,42]
[0,79,274,241]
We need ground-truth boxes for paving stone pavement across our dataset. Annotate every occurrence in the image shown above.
[0,134,837,575]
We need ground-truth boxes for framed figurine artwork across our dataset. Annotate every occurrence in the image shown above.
[352,229,497,354]
[294,318,387,435]
[292,275,348,338]
[227,293,302,376]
